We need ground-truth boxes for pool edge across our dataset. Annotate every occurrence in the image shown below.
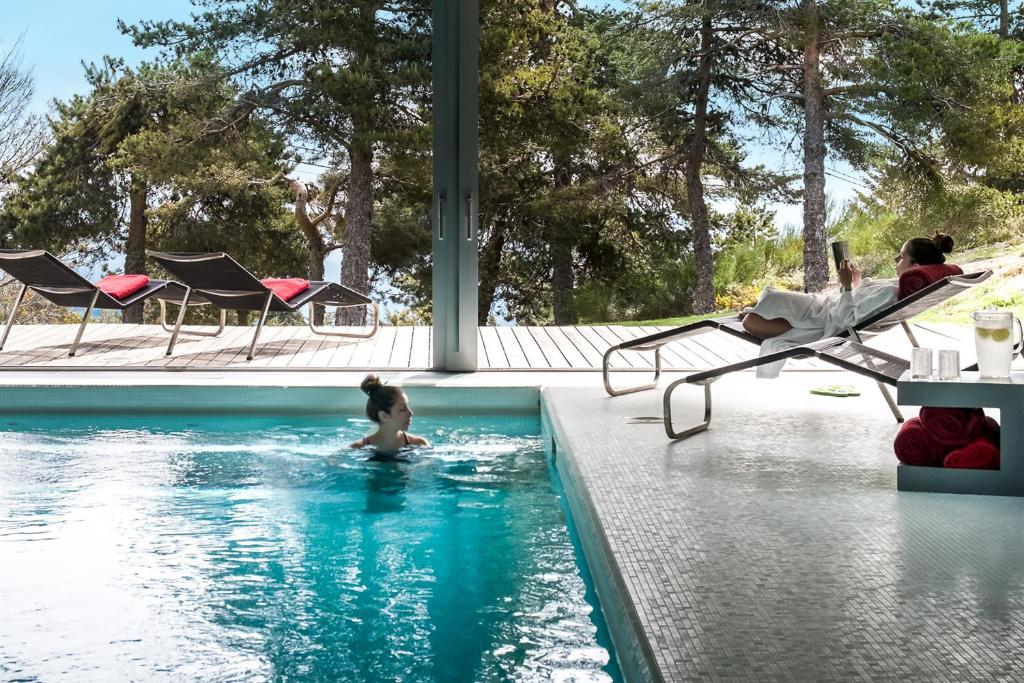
[541,388,663,683]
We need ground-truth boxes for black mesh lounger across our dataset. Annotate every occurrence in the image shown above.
[0,248,189,357]
[147,250,380,360]
[649,271,992,439]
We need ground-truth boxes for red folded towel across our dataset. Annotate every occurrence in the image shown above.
[96,274,150,299]
[261,277,310,302]
[897,264,963,299]
[943,439,1000,469]
[981,416,1000,446]
[894,417,946,467]
[918,406,985,450]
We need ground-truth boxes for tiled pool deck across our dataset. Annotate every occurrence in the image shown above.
[2,322,1022,681]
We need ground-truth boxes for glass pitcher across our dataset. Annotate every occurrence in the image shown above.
[971,310,1022,378]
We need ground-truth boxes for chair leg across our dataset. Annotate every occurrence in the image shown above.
[604,345,662,396]
[247,292,274,360]
[165,288,193,356]
[0,284,28,351]
[663,378,714,440]
[875,381,904,423]
[159,298,225,337]
[307,301,381,339]
[69,289,100,357]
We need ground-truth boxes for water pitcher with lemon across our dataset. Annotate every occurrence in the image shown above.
[972,310,1022,378]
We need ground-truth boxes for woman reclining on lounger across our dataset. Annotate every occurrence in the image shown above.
[738,232,955,377]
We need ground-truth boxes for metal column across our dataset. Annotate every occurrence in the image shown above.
[432,0,479,371]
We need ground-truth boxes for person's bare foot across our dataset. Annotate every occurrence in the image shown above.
[737,311,748,320]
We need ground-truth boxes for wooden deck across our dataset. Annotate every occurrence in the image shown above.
[0,322,966,371]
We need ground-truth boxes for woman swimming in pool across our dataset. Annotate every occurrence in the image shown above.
[350,374,430,452]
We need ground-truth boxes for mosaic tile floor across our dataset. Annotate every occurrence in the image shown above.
[545,373,1024,681]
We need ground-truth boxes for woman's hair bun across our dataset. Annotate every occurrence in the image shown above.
[932,232,954,254]
[360,374,383,396]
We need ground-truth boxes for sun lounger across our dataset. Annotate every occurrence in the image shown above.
[0,249,188,356]
[601,270,991,439]
[146,250,380,360]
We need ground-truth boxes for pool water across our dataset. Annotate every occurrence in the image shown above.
[0,414,621,682]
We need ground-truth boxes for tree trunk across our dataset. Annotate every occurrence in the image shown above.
[339,137,373,325]
[123,177,148,323]
[289,178,328,325]
[552,240,574,324]
[801,0,829,293]
[686,7,716,315]
[551,161,575,325]
[999,0,1009,39]
[478,222,506,324]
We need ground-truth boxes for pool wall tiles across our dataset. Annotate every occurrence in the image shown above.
[541,391,662,683]
[0,385,540,416]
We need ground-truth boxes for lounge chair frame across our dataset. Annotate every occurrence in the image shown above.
[601,271,991,440]
[0,249,188,357]
[147,251,380,360]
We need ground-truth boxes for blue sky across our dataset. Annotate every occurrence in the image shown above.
[4,1,194,114]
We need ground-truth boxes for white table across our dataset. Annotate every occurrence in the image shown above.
[897,371,1023,496]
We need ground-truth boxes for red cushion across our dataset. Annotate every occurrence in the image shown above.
[897,263,963,299]
[261,277,310,302]
[96,274,150,299]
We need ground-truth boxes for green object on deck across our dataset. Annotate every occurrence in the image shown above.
[810,385,861,397]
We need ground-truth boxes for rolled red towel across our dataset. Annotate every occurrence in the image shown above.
[894,417,946,467]
[980,416,1000,446]
[943,439,1000,469]
[918,406,985,450]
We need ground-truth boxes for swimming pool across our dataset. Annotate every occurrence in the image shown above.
[0,412,622,682]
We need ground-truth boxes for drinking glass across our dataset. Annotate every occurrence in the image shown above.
[910,347,933,379]
[938,349,960,381]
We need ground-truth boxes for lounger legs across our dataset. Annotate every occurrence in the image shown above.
[0,284,27,351]
[69,289,100,357]
[603,345,662,396]
[158,298,225,337]
[663,378,714,440]
[306,301,381,339]
[247,292,275,360]
[165,287,193,356]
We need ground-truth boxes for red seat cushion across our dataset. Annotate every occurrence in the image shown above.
[897,263,963,299]
[261,277,310,302]
[96,274,150,299]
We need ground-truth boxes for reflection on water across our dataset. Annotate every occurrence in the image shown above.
[0,414,619,682]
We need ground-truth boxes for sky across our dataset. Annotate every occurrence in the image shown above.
[4,1,862,242]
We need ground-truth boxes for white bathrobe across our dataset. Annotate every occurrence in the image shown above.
[743,278,899,378]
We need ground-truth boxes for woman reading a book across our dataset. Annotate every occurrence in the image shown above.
[738,233,955,377]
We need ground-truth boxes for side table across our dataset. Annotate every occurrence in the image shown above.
[896,371,1023,496]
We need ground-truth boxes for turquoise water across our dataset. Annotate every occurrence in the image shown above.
[0,414,621,682]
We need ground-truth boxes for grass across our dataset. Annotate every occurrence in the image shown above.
[590,239,1024,328]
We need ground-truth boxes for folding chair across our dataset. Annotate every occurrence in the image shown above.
[147,251,380,360]
[0,249,187,356]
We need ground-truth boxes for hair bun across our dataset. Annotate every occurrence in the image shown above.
[360,374,383,396]
[932,232,954,254]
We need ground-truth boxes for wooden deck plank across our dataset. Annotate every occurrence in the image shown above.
[524,327,571,369]
[508,327,549,369]
[390,326,414,369]
[591,325,653,368]
[409,325,430,369]
[325,330,371,369]
[346,327,381,368]
[536,327,587,368]
[564,325,626,369]
[494,326,529,368]
[478,327,508,368]
[546,326,600,368]
[367,326,399,368]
